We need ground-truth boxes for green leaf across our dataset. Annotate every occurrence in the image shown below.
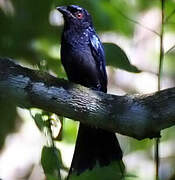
[32,113,45,131]
[41,146,61,180]
[69,161,125,180]
[31,112,50,131]
[103,43,140,73]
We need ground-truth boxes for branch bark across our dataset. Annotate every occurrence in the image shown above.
[0,58,175,140]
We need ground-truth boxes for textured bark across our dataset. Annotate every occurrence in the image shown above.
[0,57,175,140]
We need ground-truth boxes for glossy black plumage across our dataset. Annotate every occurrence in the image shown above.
[57,5,123,176]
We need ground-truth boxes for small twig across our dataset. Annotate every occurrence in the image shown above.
[165,44,175,55]
[164,8,175,23]
[116,8,160,36]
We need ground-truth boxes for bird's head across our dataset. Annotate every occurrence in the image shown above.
[57,5,93,29]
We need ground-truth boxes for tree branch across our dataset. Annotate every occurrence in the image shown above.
[0,58,175,140]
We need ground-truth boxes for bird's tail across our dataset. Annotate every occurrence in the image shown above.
[68,123,124,179]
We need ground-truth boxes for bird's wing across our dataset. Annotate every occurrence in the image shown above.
[88,30,107,92]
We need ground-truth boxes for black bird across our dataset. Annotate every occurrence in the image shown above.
[57,5,124,178]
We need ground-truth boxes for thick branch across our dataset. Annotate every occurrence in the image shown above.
[0,58,175,140]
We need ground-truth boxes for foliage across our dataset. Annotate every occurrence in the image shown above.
[104,43,140,73]
[41,146,61,180]
[69,161,125,180]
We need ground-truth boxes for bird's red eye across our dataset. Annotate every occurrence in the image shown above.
[76,12,83,19]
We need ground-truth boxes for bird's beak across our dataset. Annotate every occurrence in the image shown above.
[56,6,68,15]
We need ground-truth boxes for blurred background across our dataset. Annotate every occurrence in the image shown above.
[0,0,175,179]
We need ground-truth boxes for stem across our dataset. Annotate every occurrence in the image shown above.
[155,1,165,180]
[158,0,165,91]
[155,138,160,180]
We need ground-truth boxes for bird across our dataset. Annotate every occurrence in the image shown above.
[57,5,124,179]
